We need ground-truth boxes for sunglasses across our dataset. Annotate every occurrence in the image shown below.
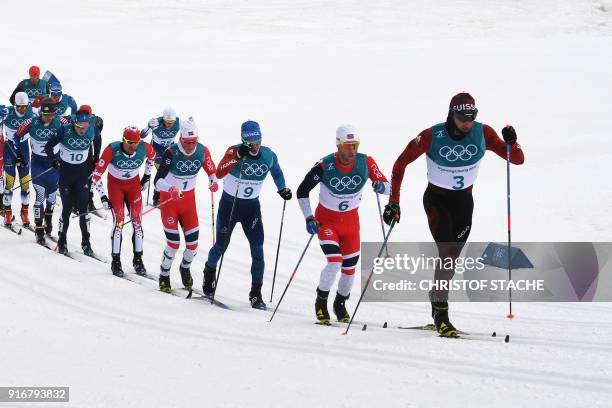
[16,105,28,110]
[123,138,140,146]
[74,122,90,130]
[41,111,56,116]
[181,139,197,146]
[339,141,360,148]
[454,111,477,123]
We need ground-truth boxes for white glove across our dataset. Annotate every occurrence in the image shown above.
[148,118,159,129]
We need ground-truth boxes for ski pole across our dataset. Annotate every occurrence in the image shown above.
[123,197,173,226]
[342,220,396,335]
[506,143,514,319]
[211,159,245,304]
[146,177,151,206]
[10,166,54,192]
[210,190,216,245]
[269,234,315,322]
[376,192,390,257]
[269,200,287,303]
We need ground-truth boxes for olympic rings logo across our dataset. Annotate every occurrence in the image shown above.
[116,159,143,168]
[27,89,42,97]
[9,118,26,127]
[35,128,55,138]
[176,160,201,173]
[158,130,177,138]
[439,144,479,162]
[243,163,268,177]
[66,138,91,149]
[329,175,363,191]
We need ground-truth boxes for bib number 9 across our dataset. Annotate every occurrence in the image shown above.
[243,187,254,198]
[338,201,349,211]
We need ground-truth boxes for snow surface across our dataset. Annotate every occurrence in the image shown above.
[1,1,612,407]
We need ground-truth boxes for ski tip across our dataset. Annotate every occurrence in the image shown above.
[504,334,510,343]
[506,313,515,320]
[382,321,388,328]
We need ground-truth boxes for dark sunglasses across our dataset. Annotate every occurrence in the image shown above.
[454,111,477,123]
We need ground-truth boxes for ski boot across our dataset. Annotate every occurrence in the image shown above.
[180,266,193,290]
[202,264,216,297]
[35,226,45,245]
[133,251,147,276]
[57,233,68,255]
[20,204,30,227]
[249,284,266,310]
[432,302,458,338]
[81,237,94,257]
[44,211,54,234]
[152,190,160,207]
[159,273,172,293]
[315,288,331,325]
[4,208,12,226]
[333,292,351,323]
[88,193,96,212]
[111,254,124,277]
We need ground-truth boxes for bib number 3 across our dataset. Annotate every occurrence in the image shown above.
[452,176,465,190]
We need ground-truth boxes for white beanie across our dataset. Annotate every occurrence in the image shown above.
[15,92,29,106]
[180,116,198,140]
[163,107,177,121]
[335,124,359,145]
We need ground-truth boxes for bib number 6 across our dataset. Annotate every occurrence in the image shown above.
[338,201,349,211]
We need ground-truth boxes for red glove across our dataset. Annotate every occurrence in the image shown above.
[209,181,218,192]
[32,95,44,109]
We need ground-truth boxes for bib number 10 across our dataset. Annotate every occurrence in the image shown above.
[70,153,83,162]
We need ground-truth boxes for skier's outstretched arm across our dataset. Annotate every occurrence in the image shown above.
[296,161,323,219]
[483,124,525,164]
[390,128,432,203]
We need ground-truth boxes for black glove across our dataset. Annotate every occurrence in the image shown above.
[140,174,151,192]
[52,158,61,169]
[277,187,292,200]
[237,143,250,159]
[502,125,517,145]
[101,195,113,210]
[383,202,400,226]
[16,154,25,168]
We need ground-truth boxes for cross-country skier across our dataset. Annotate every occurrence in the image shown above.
[45,109,102,256]
[296,124,390,325]
[141,107,180,206]
[9,66,49,105]
[153,117,218,293]
[201,120,291,310]
[0,106,7,216]
[14,97,69,242]
[32,83,77,117]
[92,126,156,277]
[2,92,35,227]
[383,92,525,337]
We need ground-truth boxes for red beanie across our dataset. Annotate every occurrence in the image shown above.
[29,65,40,77]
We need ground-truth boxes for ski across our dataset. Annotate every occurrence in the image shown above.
[4,223,23,235]
[398,324,505,341]
[82,252,109,264]
[185,288,230,310]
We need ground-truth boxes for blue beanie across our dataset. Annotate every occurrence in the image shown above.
[241,120,262,144]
